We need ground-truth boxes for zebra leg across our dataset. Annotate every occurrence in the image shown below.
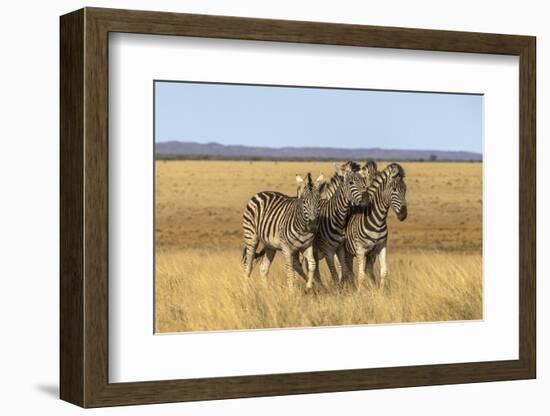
[292,253,308,282]
[302,245,317,291]
[312,254,325,289]
[259,247,276,279]
[242,241,259,279]
[312,250,325,287]
[356,246,367,285]
[325,251,341,285]
[337,245,354,283]
[282,247,297,287]
[313,266,322,287]
[365,253,377,287]
[379,245,388,288]
[333,254,343,281]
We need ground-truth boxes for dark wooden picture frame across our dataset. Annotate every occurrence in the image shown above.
[60,7,536,408]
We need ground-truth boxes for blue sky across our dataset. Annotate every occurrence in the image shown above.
[154,81,483,153]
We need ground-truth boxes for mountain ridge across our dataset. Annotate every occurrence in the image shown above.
[155,141,482,161]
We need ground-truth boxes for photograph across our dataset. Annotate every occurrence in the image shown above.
[52,5,538,410]
[154,81,483,333]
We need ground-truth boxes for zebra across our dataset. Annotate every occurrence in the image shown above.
[250,161,361,284]
[340,163,408,288]
[353,159,386,284]
[308,162,370,284]
[242,172,325,290]
[302,159,377,285]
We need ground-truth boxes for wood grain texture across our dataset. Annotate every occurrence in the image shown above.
[83,10,110,406]
[518,38,536,376]
[59,8,84,407]
[59,7,537,408]
[89,7,532,54]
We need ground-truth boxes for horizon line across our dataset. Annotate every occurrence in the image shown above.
[155,140,483,155]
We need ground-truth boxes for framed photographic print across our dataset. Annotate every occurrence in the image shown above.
[60,7,536,408]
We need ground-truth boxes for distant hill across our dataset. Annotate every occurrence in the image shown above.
[155,141,482,162]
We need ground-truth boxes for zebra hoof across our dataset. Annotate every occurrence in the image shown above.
[304,285,314,294]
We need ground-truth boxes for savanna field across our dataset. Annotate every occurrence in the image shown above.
[155,160,482,333]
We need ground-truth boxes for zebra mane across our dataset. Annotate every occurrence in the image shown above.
[329,173,341,186]
[358,163,405,206]
[365,165,393,194]
[321,174,342,199]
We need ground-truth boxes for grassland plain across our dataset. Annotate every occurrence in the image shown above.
[155,160,482,333]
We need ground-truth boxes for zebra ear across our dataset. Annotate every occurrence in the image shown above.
[315,173,325,188]
[334,163,345,177]
[362,160,378,177]
[315,174,326,194]
[366,159,378,170]
[296,175,305,197]
[318,182,327,195]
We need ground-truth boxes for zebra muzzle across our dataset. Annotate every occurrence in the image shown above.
[308,219,318,230]
[397,206,408,221]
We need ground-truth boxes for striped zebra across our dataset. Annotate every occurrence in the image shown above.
[309,162,370,284]
[341,163,408,288]
[303,160,378,284]
[242,173,325,290]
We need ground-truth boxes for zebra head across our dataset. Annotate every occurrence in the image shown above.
[385,163,408,221]
[296,173,324,229]
[335,162,369,206]
[360,159,379,186]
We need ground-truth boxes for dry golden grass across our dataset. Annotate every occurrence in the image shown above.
[155,160,482,333]
[156,249,482,332]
